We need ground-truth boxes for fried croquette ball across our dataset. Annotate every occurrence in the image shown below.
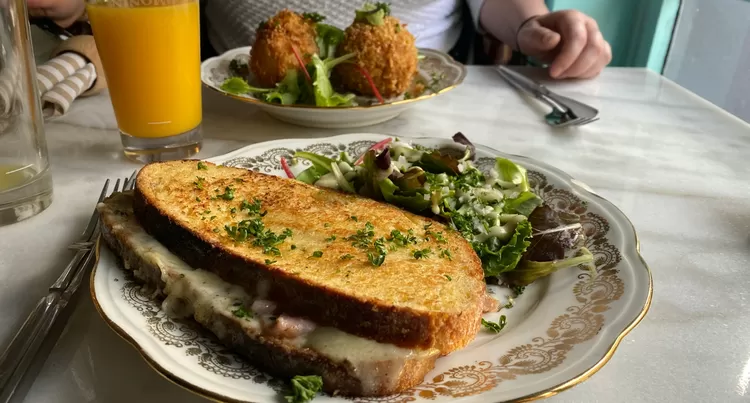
[250,10,318,88]
[335,15,418,99]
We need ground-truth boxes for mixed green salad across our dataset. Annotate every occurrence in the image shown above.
[286,133,594,286]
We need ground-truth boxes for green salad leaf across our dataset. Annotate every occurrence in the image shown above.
[495,158,530,192]
[355,2,391,25]
[503,191,543,217]
[479,220,533,277]
[296,166,323,184]
[265,70,301,105]
[220,77,272,96]
[310,53,356,107]
[378,178,430,211]
[285,375,323,403]
[505,247,595,286]
[315,23,345,59]
[294,151,336,174]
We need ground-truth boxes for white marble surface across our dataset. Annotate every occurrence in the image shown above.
[1,67,749,402]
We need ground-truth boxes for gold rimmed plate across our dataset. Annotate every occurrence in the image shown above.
[200,48,467,129]
[91,134,652,403]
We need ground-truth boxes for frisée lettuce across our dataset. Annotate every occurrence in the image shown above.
[291,133,593,284]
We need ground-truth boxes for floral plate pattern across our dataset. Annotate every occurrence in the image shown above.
[91,134,652,403]
[200,47,466,129]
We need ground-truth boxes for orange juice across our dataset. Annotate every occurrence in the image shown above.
[87,1,201,138]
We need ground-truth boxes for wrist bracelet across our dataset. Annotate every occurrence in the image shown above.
[515,15,540,52]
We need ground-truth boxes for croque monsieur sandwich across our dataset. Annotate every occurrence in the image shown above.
[98,160,497,397]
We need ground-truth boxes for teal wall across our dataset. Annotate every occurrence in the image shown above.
[546,0,681,72]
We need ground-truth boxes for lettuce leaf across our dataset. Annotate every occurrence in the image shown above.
[264,70,300,105]
[220,77,272,96]
[505,247,594,286]
[378,178,430,212]
[315,23,344,59]
[479,220,532,277]
[503,191,543,216]
[294,151,335,174]
[295,166,323,184]
[495,158,530,192]
[354,2,391,25]
[310,53,356,107]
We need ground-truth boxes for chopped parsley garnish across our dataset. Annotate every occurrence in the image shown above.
[311,250,323,258]
[265,259,277,265]
[340,254,354,260]
[212,228,220,233]
[203,209,211,215]
[324,223,331,228]
[423,223,432,230]
[232,306,252,319]
[224,218,291,255]
[504,297,514,309]
[219,186,235,200]
[286,375,323,403]
[426,230,447,243]
[282,228,293,238]
[210,216,216,221]
[235,178,245,183]
[350,215,358,222]
[193,176,205,190]
[195,197,201,202]
[240,199,265,216]
[347,222,375,249]
[197,161,208,170]
[512,285,526,296]
[482,316,507,333]
[324,235,337,242]
[367,237,388,266]
[230,207,237,214]
[388,229,418,246]
[368,252,385,266]
[412,248,432,259]
[444,274,452,281]
[291,244,297,250]
[439,249,453,260]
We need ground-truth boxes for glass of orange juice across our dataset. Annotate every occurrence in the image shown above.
[86,0,202,163]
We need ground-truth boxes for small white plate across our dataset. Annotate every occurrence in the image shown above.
[92,134,652,403]
[200,47,467,129]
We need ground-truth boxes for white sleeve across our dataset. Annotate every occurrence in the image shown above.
[465,0,487,32]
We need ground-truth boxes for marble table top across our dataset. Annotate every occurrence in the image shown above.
[1,67,749,403]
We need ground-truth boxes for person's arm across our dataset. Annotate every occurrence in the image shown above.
[477,0,549,51]
[470,0,612,79]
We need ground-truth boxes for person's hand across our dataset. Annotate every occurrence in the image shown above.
[27,0,85,28]
[517,10,612,79]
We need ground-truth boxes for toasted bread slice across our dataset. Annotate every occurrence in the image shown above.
[98,192,439,396]
[133,160,487,354]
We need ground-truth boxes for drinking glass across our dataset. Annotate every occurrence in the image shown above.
[0,0,54,226]
[86,0,202,163]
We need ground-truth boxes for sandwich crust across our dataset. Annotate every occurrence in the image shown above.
[133,160,487,354]
[99,192,439,396]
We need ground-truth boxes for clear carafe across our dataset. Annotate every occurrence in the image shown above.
[0,0,53,225]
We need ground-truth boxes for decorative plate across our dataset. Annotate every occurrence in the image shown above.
[200,47,466,129]
[91,134,652,403]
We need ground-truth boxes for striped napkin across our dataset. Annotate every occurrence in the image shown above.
[0,51,97,119]
[38,52,98,117]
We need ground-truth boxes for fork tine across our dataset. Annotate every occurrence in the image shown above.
[125,170,137,191]
[78,179,110,241]
[112,179,121,194]
[573,117,599,126]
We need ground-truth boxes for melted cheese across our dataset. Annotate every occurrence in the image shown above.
[100,194,438,394]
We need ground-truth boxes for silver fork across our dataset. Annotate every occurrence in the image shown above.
[0,171,137,403]
[496,66,599,127]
